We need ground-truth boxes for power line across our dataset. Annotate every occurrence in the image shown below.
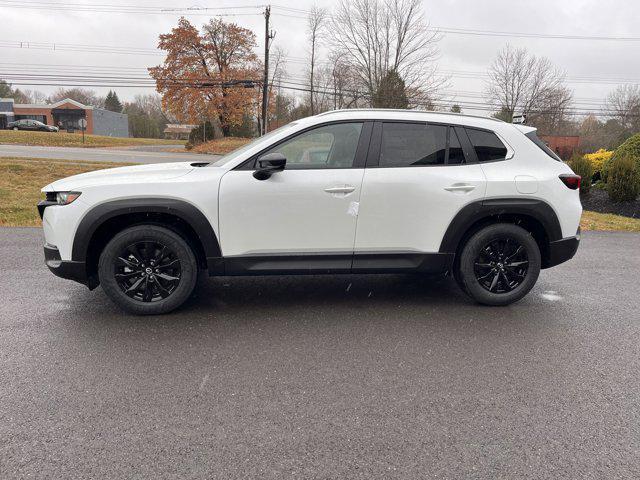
[0,0,265,16]
[4,72,637,117]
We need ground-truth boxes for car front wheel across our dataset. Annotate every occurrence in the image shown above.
[98,225,198,315]
[456,223,541,306]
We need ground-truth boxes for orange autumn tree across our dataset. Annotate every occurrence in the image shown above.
[149,17,261,137]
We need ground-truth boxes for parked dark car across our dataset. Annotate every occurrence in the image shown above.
[7,119,59,132]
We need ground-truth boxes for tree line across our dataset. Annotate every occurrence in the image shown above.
[2,0,638,147]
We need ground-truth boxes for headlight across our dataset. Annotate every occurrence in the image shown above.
[55,192,82,205]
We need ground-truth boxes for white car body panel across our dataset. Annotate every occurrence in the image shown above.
[219,168,365,256]
[40,109,582,269]
[355,164,487,253]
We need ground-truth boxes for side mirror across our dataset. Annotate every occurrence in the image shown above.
[253,153,286,180]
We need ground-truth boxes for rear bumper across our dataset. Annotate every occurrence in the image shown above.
[545,228,580,268]
[44,243,90,286]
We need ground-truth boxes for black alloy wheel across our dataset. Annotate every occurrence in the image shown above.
[115,241,181,302]
[456,223,541,306]
[473,238,529,294]
[98,225,198,315]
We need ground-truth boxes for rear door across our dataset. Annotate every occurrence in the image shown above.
[354,121,487,257]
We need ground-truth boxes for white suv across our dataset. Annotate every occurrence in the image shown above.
[39,109,582,314]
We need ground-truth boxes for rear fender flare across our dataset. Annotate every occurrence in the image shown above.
[439,198,562,254]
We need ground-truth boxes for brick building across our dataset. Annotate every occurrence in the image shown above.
[539,135,580,160]
[0,98,128,137]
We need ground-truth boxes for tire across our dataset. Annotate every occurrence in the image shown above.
[456,223,541,306]
[98,225,198,315]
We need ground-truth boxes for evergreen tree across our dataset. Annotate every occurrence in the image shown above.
[104,90,123,112]
[371,70,409,109]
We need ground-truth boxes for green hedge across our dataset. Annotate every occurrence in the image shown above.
[603,133,640,182]
[567,153,593,195]
[607,155,640,202]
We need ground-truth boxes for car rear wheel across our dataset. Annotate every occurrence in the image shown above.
[456,223,541,306]
[98,225,198,315]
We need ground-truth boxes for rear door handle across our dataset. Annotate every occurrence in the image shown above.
[444,184,476,193]
[324,186,356,194]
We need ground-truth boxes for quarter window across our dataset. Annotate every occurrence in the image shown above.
[263,122,363,169]
[380,123,447,167]
[466,128,508,162]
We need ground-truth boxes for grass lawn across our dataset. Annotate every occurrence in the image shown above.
[189,137,252,155]
[1,154,640,233]
[0,157,133,227]
[580,210,640,233]
[0,129,185,148]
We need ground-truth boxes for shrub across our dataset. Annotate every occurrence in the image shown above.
[188,121,214,147]
[583,149,613,179]
[567,153,594,195]
[603,133,640,182]
[607,155,640,202]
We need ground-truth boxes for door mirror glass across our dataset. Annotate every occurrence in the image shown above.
[253,153,286,180]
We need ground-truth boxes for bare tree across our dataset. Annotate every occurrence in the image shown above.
[486,44,572,130]
[268,46,289,128]
[307,5,327,115]
[606,84,640,132]
[329,0,443,106]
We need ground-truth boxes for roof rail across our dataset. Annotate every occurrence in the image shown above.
[315,108,505,123]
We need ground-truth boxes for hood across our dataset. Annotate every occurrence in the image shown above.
[42,162,196,192]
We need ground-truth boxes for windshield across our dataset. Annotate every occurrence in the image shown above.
[525,131,561,161]
[210,122,299,167]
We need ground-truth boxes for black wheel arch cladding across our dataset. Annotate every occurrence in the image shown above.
[439,198,563,255]
[73,198,221,265]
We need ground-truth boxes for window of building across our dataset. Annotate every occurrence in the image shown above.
[466,128,508,162]
[16,115,47,124]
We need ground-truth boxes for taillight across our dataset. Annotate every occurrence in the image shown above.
[559,174,581,190]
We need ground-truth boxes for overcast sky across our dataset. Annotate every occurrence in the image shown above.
[2,0,639,116]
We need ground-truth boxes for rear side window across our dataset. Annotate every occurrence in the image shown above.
[466,128,508,162]
[379,123,448,167]
[525,131,561,161]
[447,128,465,165]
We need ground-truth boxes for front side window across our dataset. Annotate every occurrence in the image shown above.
[466,128,508,162]
[380,123,447,167]
[264,122,363,169]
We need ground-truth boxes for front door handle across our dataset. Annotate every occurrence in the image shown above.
[444,184,476,193]
[324,186,356,194]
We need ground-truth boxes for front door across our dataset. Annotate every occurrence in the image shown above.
[218,122,371,272]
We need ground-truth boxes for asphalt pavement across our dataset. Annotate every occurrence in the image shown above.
[1,228,639,479]
[0,144,221,164]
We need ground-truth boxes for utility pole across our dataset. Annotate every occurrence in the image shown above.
[261,5,275,135]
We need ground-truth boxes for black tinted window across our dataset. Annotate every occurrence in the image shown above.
[447,128,465,165]
[380,123,447,167]
[525,131,561,161]
[466,128,508,162]
[265,122,363,169]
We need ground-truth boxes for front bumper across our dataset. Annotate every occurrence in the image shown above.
[545,228,580,268]
[44,243,90,286]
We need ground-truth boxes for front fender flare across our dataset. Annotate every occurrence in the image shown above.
[71,198,222,263]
